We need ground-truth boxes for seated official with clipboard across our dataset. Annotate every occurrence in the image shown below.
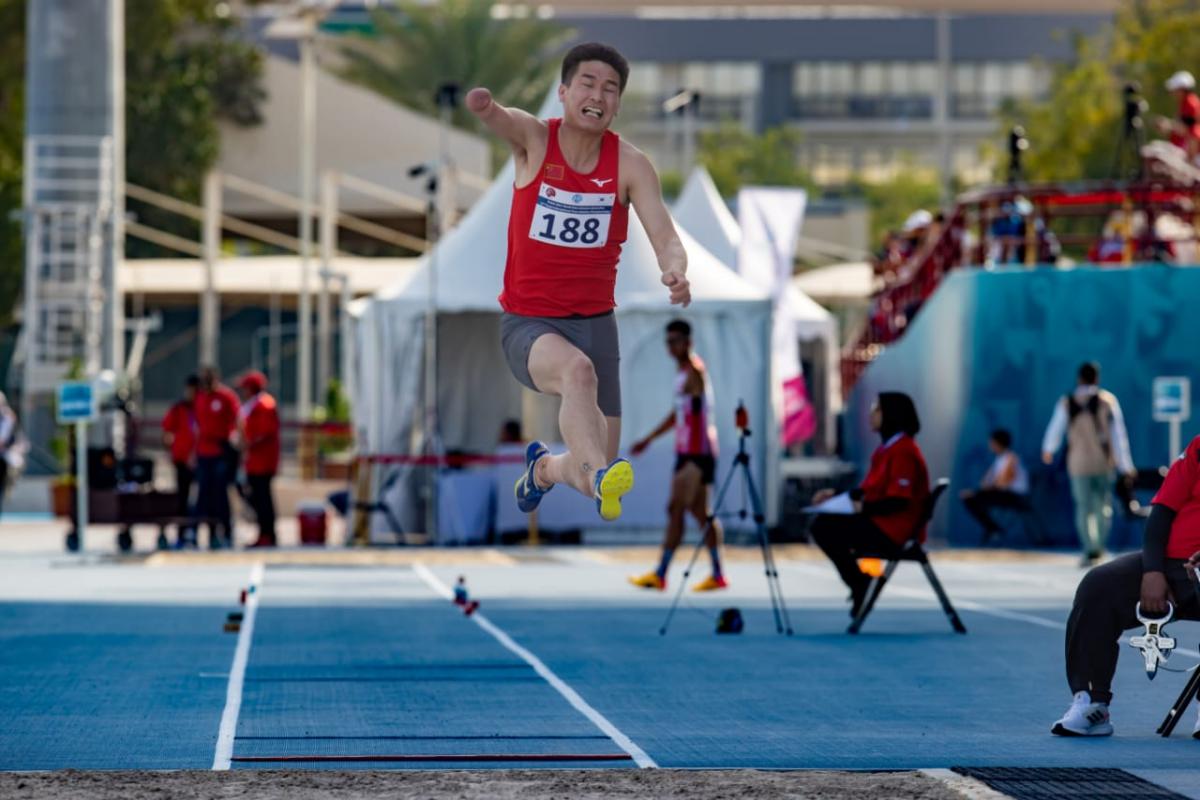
[807,392,931,618]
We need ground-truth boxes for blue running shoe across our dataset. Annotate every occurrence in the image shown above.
[594,458,634,521]
[514,441,553,513]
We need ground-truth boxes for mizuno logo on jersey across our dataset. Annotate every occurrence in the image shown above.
[590,178,613,188]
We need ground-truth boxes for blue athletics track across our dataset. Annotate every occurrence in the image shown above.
[1,521,1198,798]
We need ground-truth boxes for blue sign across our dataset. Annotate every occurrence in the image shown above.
[57,381,96,423]
[1153,376,1191,423]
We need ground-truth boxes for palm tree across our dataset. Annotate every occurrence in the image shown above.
[338,0,573,133]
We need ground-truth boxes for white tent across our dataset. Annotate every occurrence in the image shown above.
[792,262,876,305]
[351,111,774,539]
[672,167,740,267]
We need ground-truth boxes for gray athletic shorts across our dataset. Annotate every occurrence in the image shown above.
[500,311,621,417]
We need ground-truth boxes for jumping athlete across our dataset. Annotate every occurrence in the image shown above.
[628,319,726,591]
[467,42,691,521]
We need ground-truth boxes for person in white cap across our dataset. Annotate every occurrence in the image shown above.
[1158,70,1200,161]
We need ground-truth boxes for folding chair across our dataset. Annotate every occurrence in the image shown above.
[847,478,967,635]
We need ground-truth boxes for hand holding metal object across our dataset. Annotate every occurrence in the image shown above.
[1130,601,1176,679]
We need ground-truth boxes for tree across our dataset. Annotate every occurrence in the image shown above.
[124,0,265,257]
[0,0,27,329]
[338,0,573,135]
[849,165,946,246]
[1002,0,1200,182]
[697,123,814,198]
[0,1,265,272]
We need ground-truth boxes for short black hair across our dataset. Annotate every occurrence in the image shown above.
[666,319,691,337]
[1078,361,1100,384]
[185,374,200,388]
[561,42,629,93]
[990,429,1012,449]
[502,419,522,441]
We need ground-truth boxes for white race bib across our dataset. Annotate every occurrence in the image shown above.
[528,183,614,249]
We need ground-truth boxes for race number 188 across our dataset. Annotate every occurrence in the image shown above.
[529,184,613,250]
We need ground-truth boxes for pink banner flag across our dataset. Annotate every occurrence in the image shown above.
[781,374,817,446]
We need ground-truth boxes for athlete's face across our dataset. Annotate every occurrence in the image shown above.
[559,60,622,132]
[665,331,689,361]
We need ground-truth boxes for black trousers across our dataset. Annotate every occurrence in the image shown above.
[173,461,195,541]
[245,473,276,541]
[0,459,8,518]
[810,513,899,591]
[195,455,232,543]
[963,489,1027,534]
[1065,552,1200,704]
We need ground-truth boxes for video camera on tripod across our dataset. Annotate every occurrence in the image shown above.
[659,400,793,636]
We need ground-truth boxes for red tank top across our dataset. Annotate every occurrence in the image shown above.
[500,118,629,317]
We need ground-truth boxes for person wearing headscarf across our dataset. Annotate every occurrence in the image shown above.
[808,392,931,617]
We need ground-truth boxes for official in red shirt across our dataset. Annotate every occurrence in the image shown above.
[1052,435,1200,737]
[194,366,239,548]
[238,371,280,548]
[809,392,930,617]
[161,375,199,546]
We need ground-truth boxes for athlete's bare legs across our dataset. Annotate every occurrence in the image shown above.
[526,333,610,497]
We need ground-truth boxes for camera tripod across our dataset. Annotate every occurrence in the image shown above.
[1156,566,1200,737]
[1112,82,1148,181]
[659,403,793,636]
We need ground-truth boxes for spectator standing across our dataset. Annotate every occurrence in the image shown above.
[1041,362,1136,566]
[0,392,19,519]
[238,371,280,548]
[161,375,200,546]
[195,366,239,548]
[960,429,1029,545]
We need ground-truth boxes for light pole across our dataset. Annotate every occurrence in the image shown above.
[663,89,700,174]
[408,82,459,540]
[265,3,331,420]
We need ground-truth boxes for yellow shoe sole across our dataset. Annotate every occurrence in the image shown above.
[628,573,664,591]
[596,460,634,521]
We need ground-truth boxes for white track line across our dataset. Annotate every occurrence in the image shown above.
[212,562,264,771]
[786,561,1200,659]
[412,562,658,769]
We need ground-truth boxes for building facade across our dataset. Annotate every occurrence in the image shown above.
[558,10,1109,185]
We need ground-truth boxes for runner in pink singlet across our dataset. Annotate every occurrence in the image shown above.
[628,320,726,592]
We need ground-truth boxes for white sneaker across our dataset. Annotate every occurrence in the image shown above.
[1051,691,1113,736]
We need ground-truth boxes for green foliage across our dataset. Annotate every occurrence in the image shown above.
[848,165,946,246]
[0,0,26,328]
[0,1,265,268]
[697,124,814,198]
[318,378,352,455]
[324,379,351,423]
[659,169,683,200]
[124,0,264,257]
[1003,1,1200,182]
[338,0,573,135]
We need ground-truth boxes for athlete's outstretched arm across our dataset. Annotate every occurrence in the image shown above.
[465,87,543,156]
[627,149,690,307]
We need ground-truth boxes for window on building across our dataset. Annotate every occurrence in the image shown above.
[860,62,886,95]
[625,61,661,96]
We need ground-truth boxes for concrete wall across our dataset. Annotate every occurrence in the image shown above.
[846,265,1200,547]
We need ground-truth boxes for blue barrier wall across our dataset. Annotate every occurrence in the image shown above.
[847,264,1200,547]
